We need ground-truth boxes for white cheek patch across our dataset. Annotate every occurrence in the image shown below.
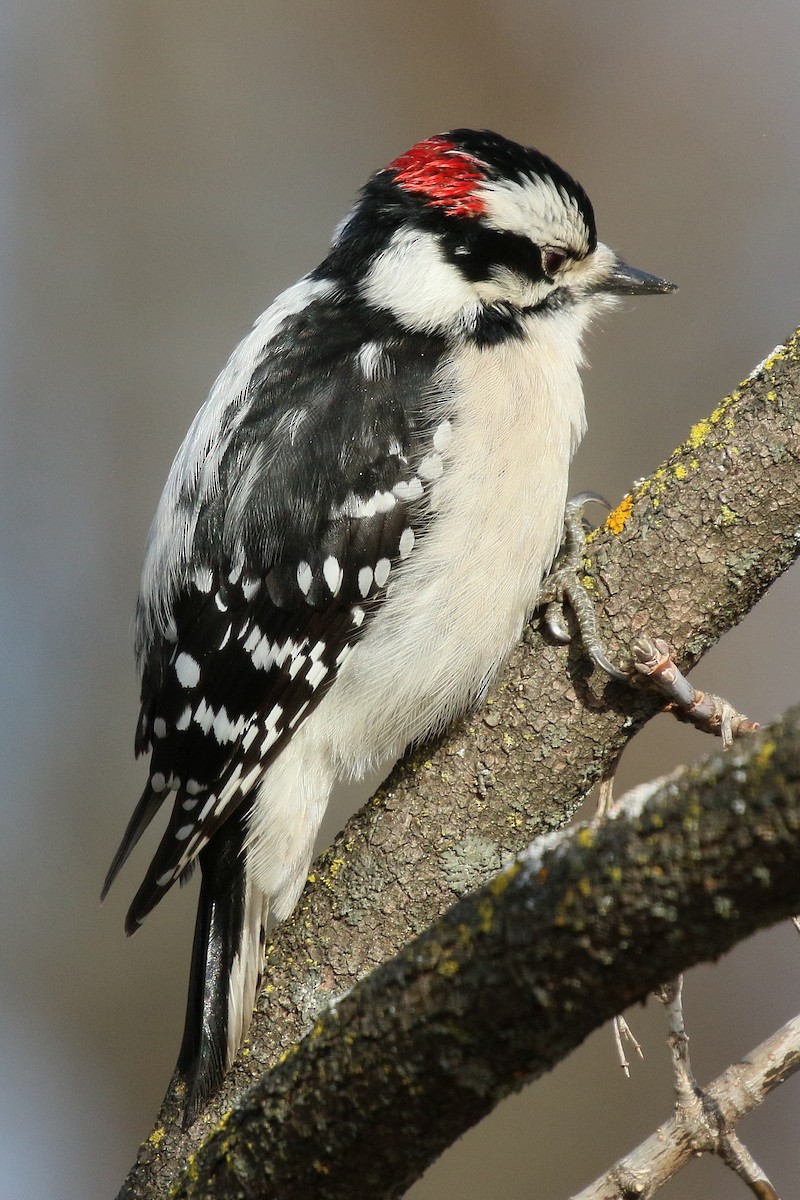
[361,227,479,334]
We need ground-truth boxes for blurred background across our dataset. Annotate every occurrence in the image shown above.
[2,2,799,1197]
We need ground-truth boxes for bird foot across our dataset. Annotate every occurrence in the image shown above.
[538,492,627,682]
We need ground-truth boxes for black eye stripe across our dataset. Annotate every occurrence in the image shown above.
[444,226,550,286]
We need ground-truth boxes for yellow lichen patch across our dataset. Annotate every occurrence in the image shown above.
[477,895,495,934]
[489,861,520,897]
[180,1150,201,1185]
[673,463,687,480]
[576,826,594,849]
[149,1127,165,1148]
[686,418,713,450]
[327,857,344,878]
[718,505,737,526]
[755,739,776,771]
[437,958,460,978]
[762,346,787,373]
[606,493,633,535]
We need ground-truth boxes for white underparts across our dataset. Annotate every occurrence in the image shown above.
[246,304,591,917]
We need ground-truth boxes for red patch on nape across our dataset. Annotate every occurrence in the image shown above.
[387,136,486,218]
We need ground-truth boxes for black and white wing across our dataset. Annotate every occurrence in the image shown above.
[103,294,446,935]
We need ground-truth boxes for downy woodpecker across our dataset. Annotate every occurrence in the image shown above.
[103,129,675,1119]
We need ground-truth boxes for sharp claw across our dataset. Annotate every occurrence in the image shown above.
[588,646,629,683]
[566,490,612,515]
[543,602,571,644]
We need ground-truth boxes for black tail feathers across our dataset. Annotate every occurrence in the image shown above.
[177,810,267,1126]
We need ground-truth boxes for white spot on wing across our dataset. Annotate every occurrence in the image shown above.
[332,490,396,521]
[243,626,261,653]
[374,490,396,513]
[260,726,280,756]
[198,794,217,822]
[307,659,328,689]
[418,452,443,482]
[213,706,244,744]
[323,556,343,596]
[399,527,415,558]
[240,765,262,794]
[194,567,213,594]
[175,653,200,688]
[275,638,299,667]
[297,562,313,595]
[358,566,373,597]
[251,635,274,671]
[265,703,283,730]
[151,772,166,792]
[194,698,215,734]
[242,577,261,600]
[433,419,453,454]
[374,558,391,588]
[176,706,191,731]
[153,717,167,739]
[393,477,424,502]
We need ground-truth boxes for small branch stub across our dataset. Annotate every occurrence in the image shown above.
[632,635,760,745]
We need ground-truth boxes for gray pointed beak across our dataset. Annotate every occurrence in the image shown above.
[602,259,678,296]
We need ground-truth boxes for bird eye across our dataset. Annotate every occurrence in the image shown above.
[542,248,567,278]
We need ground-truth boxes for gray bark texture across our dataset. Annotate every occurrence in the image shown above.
[117,330,800,1199]
[171,708,800,1200]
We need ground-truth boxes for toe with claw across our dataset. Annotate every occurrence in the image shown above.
[538,492,628,682]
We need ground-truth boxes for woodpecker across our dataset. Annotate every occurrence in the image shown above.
[103,129,676,1120]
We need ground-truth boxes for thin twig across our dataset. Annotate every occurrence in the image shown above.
[632,636,760,744]
[573,1001,796,1199]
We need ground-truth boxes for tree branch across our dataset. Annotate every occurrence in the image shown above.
[169,707,800,1199]
[574,1010,800,1199]
[117,331,800,1199]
